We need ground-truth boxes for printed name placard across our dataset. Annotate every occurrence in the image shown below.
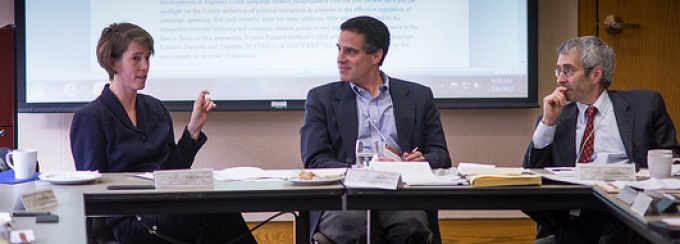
[154,169,213,187]
[577,163,636,181]
[20,189,58,210]
[343,169,402,190]
[631,192,654,216]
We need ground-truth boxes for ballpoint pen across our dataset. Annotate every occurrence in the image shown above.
[551,168,572,172]
[402,147,419,160]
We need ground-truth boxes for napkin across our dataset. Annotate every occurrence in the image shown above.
[0,170,40,185]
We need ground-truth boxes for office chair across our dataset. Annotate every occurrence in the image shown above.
[532,224,555,244]
[311,210,441,244]
[0,147,11,171]
[87,217,120,244]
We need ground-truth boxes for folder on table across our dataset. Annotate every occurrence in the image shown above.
[468,174,542,187]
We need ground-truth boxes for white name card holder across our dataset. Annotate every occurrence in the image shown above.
[630,192,654,216]
[154,169,214,187]
[19,189,59,211]
[616,186,641,205]
[576,163,636,181]
[343,168,402,190]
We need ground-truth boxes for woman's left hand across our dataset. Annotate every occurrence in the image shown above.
[187,90,216,140]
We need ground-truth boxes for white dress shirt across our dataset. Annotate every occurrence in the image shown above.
[532,91,628,164]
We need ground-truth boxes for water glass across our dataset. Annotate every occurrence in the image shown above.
[355,139,378,168]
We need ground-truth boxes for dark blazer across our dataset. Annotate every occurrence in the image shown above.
[300,77,451,242]
[523,89,680,168]
[71,84,208,226]
[300,77,451,169]
[70,84,206,173]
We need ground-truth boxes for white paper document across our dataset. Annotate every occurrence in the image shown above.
[545,167,577,177]
[457,162,524,176]
[662,217,680,226]
[457,162,496,176]
[535,167,680,190]
[531,169,603,186]
[213,167,297,181]
[611,178,680,191]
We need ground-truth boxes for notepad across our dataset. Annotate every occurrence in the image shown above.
[468,174,542,187]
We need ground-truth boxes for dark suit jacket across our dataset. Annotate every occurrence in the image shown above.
[71,84,206,173]
[300,77,451,169]
[300,77,452,242]
[523,89,680,168]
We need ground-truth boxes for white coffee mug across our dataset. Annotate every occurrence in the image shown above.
[647,154,680,178]
[5,149,38,179]
[648,149,674,157]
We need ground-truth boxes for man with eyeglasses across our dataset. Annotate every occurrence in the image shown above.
[522,36,680,243]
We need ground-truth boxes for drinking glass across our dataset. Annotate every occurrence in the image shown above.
[355,139,378,168]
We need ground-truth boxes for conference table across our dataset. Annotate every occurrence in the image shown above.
[0,180,90,243]
[594,187,680,244]
[84,173,345,244]
[346,183,602,243]
[1,171,680,244]
[1,173,345,244]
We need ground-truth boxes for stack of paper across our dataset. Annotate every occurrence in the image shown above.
[457,162,524,176]
[213,167,297,181]
[371,162,466,186]
[532,168,605,186]
[611,178,680,191]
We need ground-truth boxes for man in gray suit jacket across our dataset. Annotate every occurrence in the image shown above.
[300,16,451,243]
[523,36,680,243]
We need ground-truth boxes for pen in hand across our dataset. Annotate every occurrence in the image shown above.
[402,147,419,160]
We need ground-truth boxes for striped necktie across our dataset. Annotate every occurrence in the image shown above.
[578,106,598,163]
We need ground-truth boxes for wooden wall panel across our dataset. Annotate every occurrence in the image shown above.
[0,25,15,149]
[578,0,598,36]
[595,0,680,142]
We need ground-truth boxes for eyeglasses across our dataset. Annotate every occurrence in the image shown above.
[555,66,593,78]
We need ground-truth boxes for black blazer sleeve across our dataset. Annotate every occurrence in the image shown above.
[523,115,553,168]
[300,83,353,168]
[412,86,451,169]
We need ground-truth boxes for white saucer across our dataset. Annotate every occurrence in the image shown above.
[39,171,102,185]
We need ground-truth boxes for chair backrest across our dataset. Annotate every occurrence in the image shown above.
[0,147,11,172]
[311,210,442,244]
[87,217,119,244]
